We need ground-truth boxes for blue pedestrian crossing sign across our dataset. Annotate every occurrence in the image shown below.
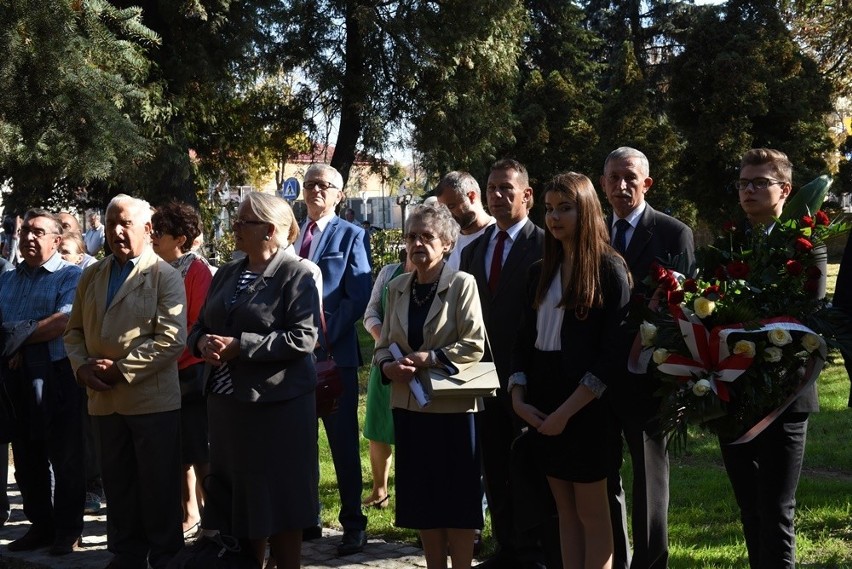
[281,177,300,201]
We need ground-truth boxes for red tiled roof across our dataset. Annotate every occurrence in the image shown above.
[288,143,376,165]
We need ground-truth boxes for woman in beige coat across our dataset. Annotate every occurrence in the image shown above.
[374,203,486,569]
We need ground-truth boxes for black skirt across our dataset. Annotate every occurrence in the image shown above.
[203,391,318,538]
[179,363,209,464]
[393,408,483,530]
[526,349,610,483]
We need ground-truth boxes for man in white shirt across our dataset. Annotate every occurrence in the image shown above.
[459,159,549,569]
[83,211,105,256]
[435,171,495,270]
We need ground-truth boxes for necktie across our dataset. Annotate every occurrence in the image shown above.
[488,230,509,295]
[299,221,316,259]
[613,218,630,254]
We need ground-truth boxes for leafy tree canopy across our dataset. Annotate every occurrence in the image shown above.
[0,0,161,212]
[668,0,834,225]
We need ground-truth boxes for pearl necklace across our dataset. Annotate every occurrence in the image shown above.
[411,277,440,307]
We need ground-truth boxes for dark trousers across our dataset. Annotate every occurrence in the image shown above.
[607,398,670,569]
[81,390,103,496]
[10,359,84,537]
[481,391,550,565]
[94,411,183,569]
[0,443,9,520]
[319,366,367,531]
[719,413,808,569]
[480,393,516,549]
[841,345,852,408]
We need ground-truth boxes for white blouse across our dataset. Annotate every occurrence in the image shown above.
[534,271,564,352]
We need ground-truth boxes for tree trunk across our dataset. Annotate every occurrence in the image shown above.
[331,1,366,190]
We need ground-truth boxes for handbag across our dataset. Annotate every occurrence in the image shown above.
[426,332,500,398]
[427,362,500,398]
[315,310,344,417]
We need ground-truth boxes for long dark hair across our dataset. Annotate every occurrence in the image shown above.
[534,172,623,316]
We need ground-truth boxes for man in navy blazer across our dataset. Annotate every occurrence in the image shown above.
[296,163,372,555]
[601,147,694,569]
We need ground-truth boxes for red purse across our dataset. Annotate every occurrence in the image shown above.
[315,310,344,417]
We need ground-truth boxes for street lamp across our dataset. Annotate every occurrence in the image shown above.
[396,190,414,230]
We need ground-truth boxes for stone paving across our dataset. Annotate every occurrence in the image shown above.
[0,469,429,569]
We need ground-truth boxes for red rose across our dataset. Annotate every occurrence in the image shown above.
[804,280,819,294]
[668,290,685,305]
[815,210,830,226]
[650,262,667,282]
[722,221,737,233]
[714,265,727,280]
[800,215,815,228]
[726,260,750,279]
[683,279,698,293]
[660,274,679,291]
[806,265,822,279]
[794,237,814,252]
[703,284,721,300]
[784,260,803,276]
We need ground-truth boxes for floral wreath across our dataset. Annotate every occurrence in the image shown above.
[631,177,850,447]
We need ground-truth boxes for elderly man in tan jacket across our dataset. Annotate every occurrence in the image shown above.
[64,194,187,569]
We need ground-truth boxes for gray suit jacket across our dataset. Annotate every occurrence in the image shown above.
[189,249,321,403]
[608,204,695,405]
[609,203,696,298]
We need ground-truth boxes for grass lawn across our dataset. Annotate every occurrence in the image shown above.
[315,263,852,567]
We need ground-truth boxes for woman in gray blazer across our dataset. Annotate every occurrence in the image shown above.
[188,192,321,569]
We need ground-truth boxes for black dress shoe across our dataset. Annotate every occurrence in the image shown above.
[474,551,516,568]
[49,534,82,556]
[7,526,55,552]
[337,529,367,556]
[302,525,323,541]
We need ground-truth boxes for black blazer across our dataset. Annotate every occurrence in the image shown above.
[189,249,321,403]
[459,219,545,386]
[607,203,696,298]
[511,256,632,411]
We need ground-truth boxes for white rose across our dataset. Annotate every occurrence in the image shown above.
[733,340,756,358]
[693,297,716,319]
[801,333,821,353]
[652,349,670,364]
[692,378,713,396]
[763,346,783,363]
[640,321,658,347]
[767,328,793,347]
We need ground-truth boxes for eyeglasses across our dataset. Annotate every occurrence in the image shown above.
[734,178,784,191]
[20,227,58,238]
[151,229,166,238]
[404,232,439,243]
[232,219,268,229]
[304,181,338,192]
